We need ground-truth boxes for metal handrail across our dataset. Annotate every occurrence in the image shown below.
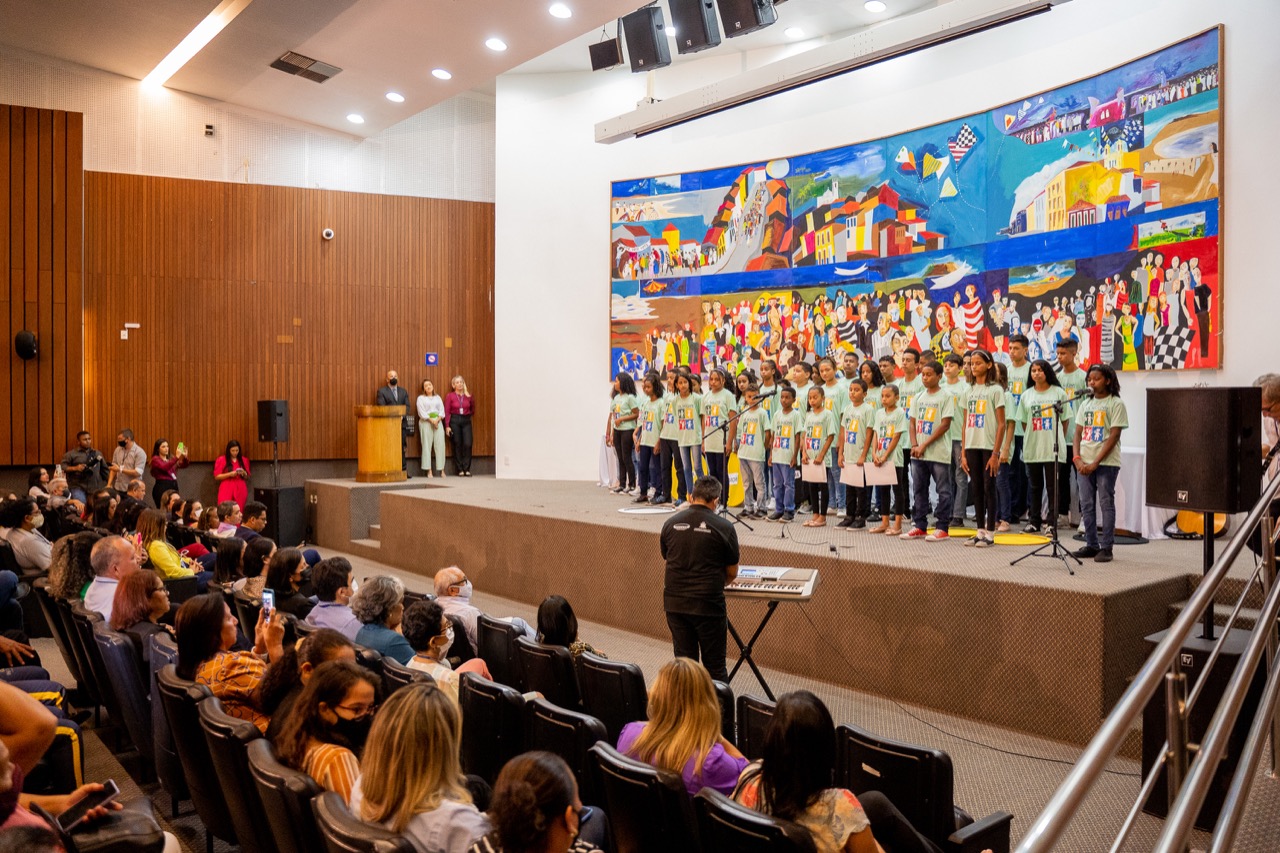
[1017,471,1280,853]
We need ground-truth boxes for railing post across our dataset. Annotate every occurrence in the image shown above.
[1262,508,1279,778]
[1165,661,1190,826]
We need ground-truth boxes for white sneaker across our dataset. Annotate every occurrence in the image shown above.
[837,508,847,518]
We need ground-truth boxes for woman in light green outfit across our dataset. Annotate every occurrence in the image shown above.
[416,379,447,477]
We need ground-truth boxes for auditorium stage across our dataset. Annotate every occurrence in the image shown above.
[306,477,1237,748]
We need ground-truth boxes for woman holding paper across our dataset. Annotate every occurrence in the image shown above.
[801,386,837,528]
[417,379,447,478]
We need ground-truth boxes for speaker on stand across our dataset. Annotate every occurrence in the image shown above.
[258,400,290,487]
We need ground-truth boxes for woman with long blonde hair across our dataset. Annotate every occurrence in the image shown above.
[445,375,475,476]
[351,681,490,851]
[616,658,746,796]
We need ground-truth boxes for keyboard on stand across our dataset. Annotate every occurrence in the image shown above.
[726,566,819,601]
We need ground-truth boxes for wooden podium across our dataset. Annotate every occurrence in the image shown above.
[354,405,408,482]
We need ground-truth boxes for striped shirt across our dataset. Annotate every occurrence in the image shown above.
[196,651,270,732]
[303,741,360,803]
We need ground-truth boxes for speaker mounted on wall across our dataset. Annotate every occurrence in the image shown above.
[14,330,37,361]
[589,34,624,71]
[1146,387,1261,515]
[622,6,672,72]
[715,0,778,38]
[669,0,721,55]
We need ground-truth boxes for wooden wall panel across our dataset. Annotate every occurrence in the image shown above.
[83,173,495,464]
[1,104,84,466]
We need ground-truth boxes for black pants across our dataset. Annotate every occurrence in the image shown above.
[705,451,727,493]
[613,428,636,490]
[965,449,998,531]
[660,438,684,501]
[860,791,944,853]
[1010,435,1028,518]
[875,465,908,516]
[451,414,473,474]
[1028,460,1071,526]
[152,479,176,508]
[810,478,830,516]
[665,610,729,682]
[844,484,870,519]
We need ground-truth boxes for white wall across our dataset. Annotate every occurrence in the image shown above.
[0,46,495,202]
[495,0,1280,481]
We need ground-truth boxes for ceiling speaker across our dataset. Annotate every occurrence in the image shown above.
[715,0,778,38]
[669,0,722,55]
[622,6,672,72]
[589,36,624,71]
[14,330,37,361]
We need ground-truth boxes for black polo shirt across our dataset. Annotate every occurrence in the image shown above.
[661,504,740,617]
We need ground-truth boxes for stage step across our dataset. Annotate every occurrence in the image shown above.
[1167,599,1264,631]
[350,537,381,551]
[1187,574,1264,610]
[369,524,382,542]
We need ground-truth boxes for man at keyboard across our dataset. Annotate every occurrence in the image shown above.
[660,476,740,681]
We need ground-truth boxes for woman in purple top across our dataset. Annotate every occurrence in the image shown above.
[616,658,747,797]
[150,438,189,508]
[445,375,475,477]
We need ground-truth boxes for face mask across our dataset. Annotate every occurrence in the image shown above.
[28,514,44,530]
[454,581,472,601]
[331,714,374,755]
[441,626,455,647]
[389,377,398,386]
[118,439,127,447]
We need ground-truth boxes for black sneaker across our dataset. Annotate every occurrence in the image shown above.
[782,512,795,522]
[1074,545,1100,559]
[767,511,783,521]
[632,495,650,504]
[1023,523,1041,534]
[850,518,866,528]
[836,515,856,528]
[651,496,670,505]
[1094,548,1114,563]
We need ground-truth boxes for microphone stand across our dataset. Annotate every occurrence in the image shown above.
[1010,395,1081,575]
[709,392,775,532]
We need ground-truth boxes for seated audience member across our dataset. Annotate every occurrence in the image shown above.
[352,682,490,853]
[46,531,103,600]
[235,501,268,541]
[402,600,491,703]
[618,657,747,797]
[175,593,285,732]
[0,499,52,572]
[214,500,242,538]
[82,535,141,621]
[469,752,601,853]
[262,628,358,740]
[138,509,213,590]
[536,595,606,659]
[196,506,220,535]
[351,576,414,665]
[306,557,362,640]
[87,494,117,532]
[109,497,146,536]
[434,566,534,652]
[273,660,379,803]
[212,537,245,588]
[233,536,276,597]
[124,479,147,506]
[44,478,78,513]
[264,548,314,619]
[109,570,173,676]
[160,490,180,523]
[176,499,200,528]
[27,468,50,501]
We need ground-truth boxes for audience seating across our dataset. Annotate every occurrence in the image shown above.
[477,613,524,690]
[312,791,428,853]
[458,672,525,784]
[293,618,316,638]
[515,636,581,709]
[147,633,189,815]
[52,594,105,721]
[168,525,198,550]
[835,723,1013,853]
[444,612,475,665]
[71,602,131,750]
[575,651,647,744]
[736,694,777,762]
[164,575,200,604]
[197,695,277,853]
[713,679,735,745]
[381,655,431,695]
[353,644,384,675]
[90,621,154,775]
[246,738,325,853]
[233,589,262,634]
[694,788,818,853]
[32,578,85,687]
[590,742,701,853]
[525,697,607,806]
[156,665,238,853]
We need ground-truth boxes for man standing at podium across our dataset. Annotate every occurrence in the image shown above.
[660,476,739,682]
[376,369,413,471]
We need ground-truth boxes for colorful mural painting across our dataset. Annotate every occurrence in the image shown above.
[610,29,1222,380]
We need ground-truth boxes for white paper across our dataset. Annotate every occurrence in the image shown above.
[864,461,899,486]
[839,464,866,487]
[801,463,826,484]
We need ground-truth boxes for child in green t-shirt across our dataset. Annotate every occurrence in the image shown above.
[1019,360,1069,534]
[837,379,876,528]
[735,383,771,518]
[801,386,837,527]
[608,372,640,494]
[1072,364,1129,562]
[869,384,909,535]
[633,374,666,504]
[673,372,703,507]
[963,351,1007,546]
[768,385,804,522]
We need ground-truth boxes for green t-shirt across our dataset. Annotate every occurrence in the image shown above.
[962,384,1005,451]
[872,407,910,467]
[794,382,815,413]
[820,381,847,422]
[701,389,738,453]
[659,392,680,441]
[611,393,639,430]
[803,410,839,467]
[769,408,805,465]
[758,383,781,418]
[637,397,664,448]
[896,374,925,417]
[909,388,956,464]
[675,394,703,447]
[1075,395,1129,467]
[941,378,970,442]
[1007,362,1031,437]
[736,406,770,463]
[1019,385,1069,463]
[1057,367,1088,429]
[840,403,876,465]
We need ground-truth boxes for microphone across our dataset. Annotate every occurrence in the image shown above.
[1075,387,1095,398]
[757,389,779,398]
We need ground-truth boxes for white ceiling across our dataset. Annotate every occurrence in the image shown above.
[0,0,945,137]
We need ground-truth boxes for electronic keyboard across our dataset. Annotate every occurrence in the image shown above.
[726,566,819,601]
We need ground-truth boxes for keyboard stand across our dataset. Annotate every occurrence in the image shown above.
[727,600,780,701]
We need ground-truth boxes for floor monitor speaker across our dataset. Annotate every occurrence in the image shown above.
[1146,387,1260,514]
[622,7,672,72]
[669,0,721,54]
[257,400,290,443]
[715,0,778,38]
[254,486,305,548]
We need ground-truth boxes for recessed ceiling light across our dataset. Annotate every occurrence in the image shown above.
[865,1,888,12]
[548,2,571,18]
[485,37,508,52]
[385,92,405,103]
[784,26,804,39]
[432,68,452,80]
[346,113,364,124]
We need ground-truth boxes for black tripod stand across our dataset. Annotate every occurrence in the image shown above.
[1010,397,1080,575]
[708,391,775,533]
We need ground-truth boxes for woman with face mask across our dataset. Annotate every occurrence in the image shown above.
[0,498,52,572]
[402,600,491,704]
[273,660,380,803]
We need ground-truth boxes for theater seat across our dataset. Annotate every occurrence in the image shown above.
[525,697,607,805]
[32,578,84,687]
[147,633,188,815]
[590,742,700,853]
[55,595,104,723]
[736,694,777,761]
[694,788,816,852]
[458,672,525,784]
[197,696,277,853]
[312,791,428,853]
[91,621,154,775]
[444,613,475,665]
[515,636,581,709]
[71,603,130,750]
[354,644,384,675]
[164,575,200,604]
[835,723,1013,853]
[477,614,524,689]
[233,590,262,636]
[381,655,431,696]
[246,738,325,853]
[575,651,647,744]
[713,679,735,745]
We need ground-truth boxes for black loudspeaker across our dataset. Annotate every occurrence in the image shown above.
[1141,629,1265,829]
[715,0,778,37]
[669,0,721,54]
[1146,388,1261,514]
[622,7,672,72]
[589,36,623,71]
[257,400,290,443]
[254,486,305,548]
[14,330,37,360]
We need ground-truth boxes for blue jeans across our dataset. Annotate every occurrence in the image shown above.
[0,571,21,632]
[912,459,953,533]
[740,460,767,512]
[637,444,660,496]
[678,444,702,495]
[1079,464,1120,549]
[950,440,968,522]
[771,462,796,512]
[997,460,1014,523]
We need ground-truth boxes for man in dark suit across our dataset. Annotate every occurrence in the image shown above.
[376,369,413,470]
